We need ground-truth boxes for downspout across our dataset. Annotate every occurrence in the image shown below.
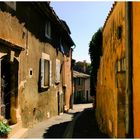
[70,48,73,109]
[70,46,75,109]
[0,59,1,114]
[125,2,133,138]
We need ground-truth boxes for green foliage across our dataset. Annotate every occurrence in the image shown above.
[73,61,91,74]
[0,120,11,137]
[89,28,102,96]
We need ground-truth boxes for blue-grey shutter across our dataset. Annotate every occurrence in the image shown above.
[56,60,60,83]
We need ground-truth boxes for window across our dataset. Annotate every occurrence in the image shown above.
[117,25,122,40]
[40,53,52,89]
[60,38,65,54]
[77,78,81,85]
[29,68,33,78]
[55,59,61,84]
[5,2,16,10]
[45,20,51,39]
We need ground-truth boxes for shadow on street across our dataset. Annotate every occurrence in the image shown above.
[43,107,109,138]
[43,121,70,138]
[43,112,79,138]
[72,108,109,138]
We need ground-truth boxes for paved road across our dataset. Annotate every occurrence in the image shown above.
[72,108,109,138]
[23,103,109,138]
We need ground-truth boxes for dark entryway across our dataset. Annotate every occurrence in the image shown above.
[57,92,64,115]
[1,55,18,122]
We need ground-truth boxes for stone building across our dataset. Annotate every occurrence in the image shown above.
[0,2,74,137]
[73,70,92,104]
[96,2,140,138]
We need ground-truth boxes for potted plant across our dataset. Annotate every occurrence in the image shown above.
[0,116,11,138]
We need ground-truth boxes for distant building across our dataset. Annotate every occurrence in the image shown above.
[0,2,74,137]
[73,71,92,104]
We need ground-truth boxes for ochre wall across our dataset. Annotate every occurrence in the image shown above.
[0,10,65,128]
[132,2,140,138]
[63,54,72,111]
[0,12,25,48]
[19,32,64,127]
[96,2,126,138]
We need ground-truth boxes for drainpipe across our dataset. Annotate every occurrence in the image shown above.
[0,59,1,114]
[125,2,133,138]
[70,45,76,109]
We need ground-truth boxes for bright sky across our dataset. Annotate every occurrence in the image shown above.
[51,1,114,63]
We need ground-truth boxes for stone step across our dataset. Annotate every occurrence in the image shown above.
[8,121,28,138]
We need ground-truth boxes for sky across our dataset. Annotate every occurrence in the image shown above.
[51,1,114,63]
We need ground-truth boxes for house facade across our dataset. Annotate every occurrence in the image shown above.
[73,70,92,104]
[96,2,140,138]
[0,2,74,136]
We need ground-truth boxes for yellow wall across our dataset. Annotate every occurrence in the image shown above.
[132,2,140,138]
[96,2,126,138]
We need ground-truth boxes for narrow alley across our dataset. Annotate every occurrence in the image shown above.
[19,103,108,138]
[1,2,140,139]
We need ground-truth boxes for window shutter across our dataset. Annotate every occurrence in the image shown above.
[56,59,60,83]
[41,58,44,88]
[49,60,52,86]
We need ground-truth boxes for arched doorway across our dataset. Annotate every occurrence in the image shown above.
[1,55,18,124]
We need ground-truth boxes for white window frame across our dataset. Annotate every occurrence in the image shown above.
[45,20,51,39]
[40,53,52,89]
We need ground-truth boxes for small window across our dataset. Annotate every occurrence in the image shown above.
[55,59,61,84]
[29,68,33,78]
[5,2,16,11]
[45,20,51,39]
[60,38,64,54]
[40,53,51,89]
[117,25,122,39]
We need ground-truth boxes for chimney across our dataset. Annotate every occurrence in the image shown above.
[83,60,86,73]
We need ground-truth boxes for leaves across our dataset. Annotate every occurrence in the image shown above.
[0,121,11,136]
[88,28,102,96]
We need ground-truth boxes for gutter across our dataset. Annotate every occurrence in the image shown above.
[125,2,133,138]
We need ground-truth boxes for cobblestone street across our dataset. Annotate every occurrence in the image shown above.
[21,103,108,138]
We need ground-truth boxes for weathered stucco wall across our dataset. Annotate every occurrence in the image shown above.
[132,2,140,138]
[0,12,25,48]
[0,10,65,128]
[63,54,72,111]
[96,2,126,138]
[19,32,64,127]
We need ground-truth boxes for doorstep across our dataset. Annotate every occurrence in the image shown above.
[8,121,28,138]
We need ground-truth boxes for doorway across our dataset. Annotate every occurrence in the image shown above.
[1,55,18,123]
